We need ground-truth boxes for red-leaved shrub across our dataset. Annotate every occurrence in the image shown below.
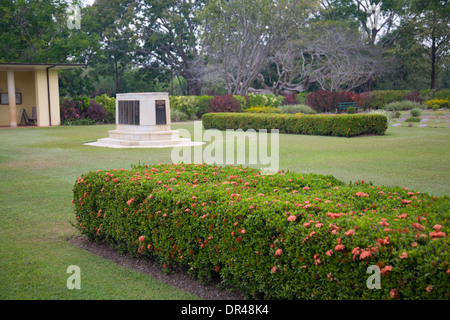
[306,91,359,113]
[208,95,242,113]
[404,91,423,103]
[283,93,298,105]
[60,99,81,121]
[354,92,371,109]
[85,100,108,123]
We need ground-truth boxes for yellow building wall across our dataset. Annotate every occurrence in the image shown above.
[0,71,36,126]
[34,70,49,127]
[49,69,60,126]
[34,69,60,127]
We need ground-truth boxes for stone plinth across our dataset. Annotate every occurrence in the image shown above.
[85,92,203,148]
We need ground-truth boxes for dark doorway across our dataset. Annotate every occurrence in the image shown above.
[155,100,167,125]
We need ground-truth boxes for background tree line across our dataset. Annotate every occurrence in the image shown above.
[0,0,448,98]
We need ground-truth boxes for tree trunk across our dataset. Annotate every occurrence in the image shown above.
[175,73,186,96]
[185,77,202,96]
[114,61,120,94]
[431,36,437,90]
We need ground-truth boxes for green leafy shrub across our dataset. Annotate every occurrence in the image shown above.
[424,99,449,110]
[247,93,284,108]
[233,95,249,111]
[278,104,317,115]
[405,117,421,122]
[393,111,401,119]
[421,89,450,101]
[366,90,408,109]
[170,109,189,122]
[347,106,356,114]
[420,89,434,101]
[73,163,450,300]
[245,106,281,113]
[410,108,422,117]
[370,109,394,124]
[94,94,116,123]
[195,95,214,118]
[202,113,388,137]
[296,92,307,104]
[434,89,450,100]
[383,100,425,111]
[169,96,199,120]
[72,96,91,113]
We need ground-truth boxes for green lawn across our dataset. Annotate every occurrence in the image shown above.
[390,109,449,128]
[0,122,449,299]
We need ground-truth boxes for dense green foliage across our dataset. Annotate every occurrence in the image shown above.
[60,96,109,125]
[202,113,388,137]
[383,100,426,111]
[1,0,448,97]
[73,163,450,299]
[245,106,282,114]
[278,104,317,115]
[425,99,450,109]
[94,94,116,123]
[405,117,422,123]
[169,96,200,120]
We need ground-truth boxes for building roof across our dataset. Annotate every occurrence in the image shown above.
[0,63,87,71]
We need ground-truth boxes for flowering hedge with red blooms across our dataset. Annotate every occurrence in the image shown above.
[73,164,449,299]
[202,113,388,137]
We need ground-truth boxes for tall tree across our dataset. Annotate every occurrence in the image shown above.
[0,0,87,63]
[82,0,140,94]
[202,0,317,95]
[138,0,206,95]
[318,0,407,47]
[306,23,388,91]
[408,0,449,89]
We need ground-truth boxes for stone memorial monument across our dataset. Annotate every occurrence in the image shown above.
[86,92,202,148]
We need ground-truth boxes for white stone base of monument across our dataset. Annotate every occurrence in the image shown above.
[84,129,204,148]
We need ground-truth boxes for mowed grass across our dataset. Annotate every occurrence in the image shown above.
[390,109,450,128]
[0,122,449,299]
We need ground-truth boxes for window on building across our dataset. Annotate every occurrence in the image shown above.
[0,93,22,105]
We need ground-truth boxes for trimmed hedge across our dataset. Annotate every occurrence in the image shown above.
[202,113,388,137]
[73,163,450,300]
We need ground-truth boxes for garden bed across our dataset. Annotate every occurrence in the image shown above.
[73,163,449,299]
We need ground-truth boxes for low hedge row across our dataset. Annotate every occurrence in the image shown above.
[73,164,449,300]
[202,113,388,137]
